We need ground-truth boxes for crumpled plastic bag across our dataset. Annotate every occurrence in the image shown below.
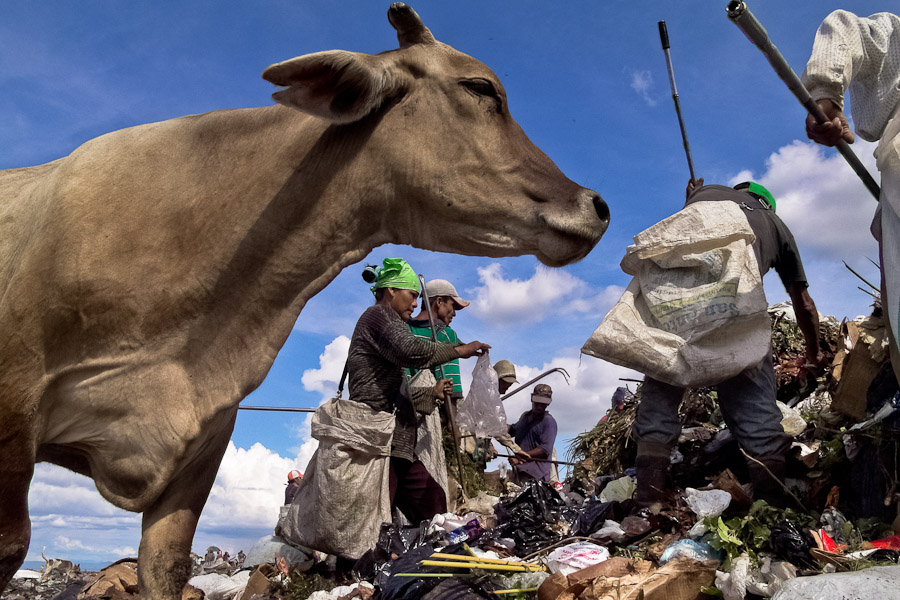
[716,553,751,600]
[599,475,636,503]
[683,487,732,519]
[659,539,720,565]
[457,353,507,437]
[188,572,251,600]
[492,480,576,555]
[771,564,900,599]
[590,520,627,543]
[242,535,311,570]
[745,557,797,597]
[777,400,807,437]
[546,541,610,576]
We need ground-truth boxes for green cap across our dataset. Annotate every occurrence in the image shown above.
[735,181,776,212]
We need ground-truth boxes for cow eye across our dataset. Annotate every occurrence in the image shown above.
[460,78,502,111]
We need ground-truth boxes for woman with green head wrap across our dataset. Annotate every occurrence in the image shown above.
[346,258,489,547]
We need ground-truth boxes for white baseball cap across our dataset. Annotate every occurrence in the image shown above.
[425,279,470,309]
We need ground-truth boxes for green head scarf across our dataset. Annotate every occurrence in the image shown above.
[369,257,420,295]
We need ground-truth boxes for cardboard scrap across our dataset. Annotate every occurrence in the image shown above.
[538,557,715,600]
[831,318,887,421]
[78,560,138,599]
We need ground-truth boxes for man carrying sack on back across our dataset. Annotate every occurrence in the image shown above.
[586,179,823,512]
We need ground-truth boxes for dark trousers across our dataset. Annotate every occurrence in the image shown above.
[389,457,447,524]
[633,352,789,461]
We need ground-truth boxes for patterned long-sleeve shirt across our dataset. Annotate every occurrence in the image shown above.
[347,304,459,461]
[801,10,900,142]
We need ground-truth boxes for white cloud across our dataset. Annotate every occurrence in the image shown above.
[727,139,881,320]
[467,263,624,325]
[630,69,657,107]
[728,139,879,258]
[498,352,641,442]
[300,336,351,394]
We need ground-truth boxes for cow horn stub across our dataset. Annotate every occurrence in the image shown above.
[388,3,436,48]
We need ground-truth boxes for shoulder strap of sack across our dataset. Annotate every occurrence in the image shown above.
[336,360,349,399]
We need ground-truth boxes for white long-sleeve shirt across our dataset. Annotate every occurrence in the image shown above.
[801,10,900,143]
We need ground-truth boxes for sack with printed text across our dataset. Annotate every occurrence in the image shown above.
[582,201,770,387]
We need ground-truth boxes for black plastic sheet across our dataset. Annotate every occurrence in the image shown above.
[491,480,577,555]
[770,521,817,569]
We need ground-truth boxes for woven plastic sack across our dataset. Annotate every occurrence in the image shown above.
[457,353,507,437]
[582,201,770,387]
[278,398,394,559]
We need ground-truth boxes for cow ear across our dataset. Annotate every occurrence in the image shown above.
[262,50,402,124]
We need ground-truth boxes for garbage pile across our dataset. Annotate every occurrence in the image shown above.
[12,304,900,600]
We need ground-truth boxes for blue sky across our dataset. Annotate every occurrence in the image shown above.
[2,1,890,566]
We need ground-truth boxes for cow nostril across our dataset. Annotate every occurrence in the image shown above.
[591,194,610,223]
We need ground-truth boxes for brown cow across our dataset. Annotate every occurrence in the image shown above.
[0,3,608,598]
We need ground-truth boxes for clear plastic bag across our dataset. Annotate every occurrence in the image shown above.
[457,353,508,437]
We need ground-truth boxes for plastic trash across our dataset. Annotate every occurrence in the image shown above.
[683,487,732,519]
[820,506,849,546]
[546,541,610,576]
[746,557,797,597]
[716,554,751,600]
[187,572,251,600]
[306,581,375,600]
[242,535,311,570]
[448,519,482,544]
[493,480,576,555]
[599,475,636,503]
[770,521,817,569]
[777,400,807,437]
[772,564,900,599]
[571,499,615,537]
[590,520,627,543]
[659,539,719,565]
[457,353,507,437]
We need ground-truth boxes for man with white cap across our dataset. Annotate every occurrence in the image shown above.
[508,384,558,483]
[284,469,303,505]
[407,279,471,401]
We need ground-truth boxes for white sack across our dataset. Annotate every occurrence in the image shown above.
[582,201,770,387]
[278,398,394,559]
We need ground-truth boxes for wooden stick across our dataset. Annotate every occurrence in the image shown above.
[419,560,545,572]
[740,448,805,509]
[429,553,539,567]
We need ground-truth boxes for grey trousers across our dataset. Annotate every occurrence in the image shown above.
[633,352,790,460]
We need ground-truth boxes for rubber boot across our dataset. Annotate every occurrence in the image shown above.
[634,442,672,514]
[748,455,787,506]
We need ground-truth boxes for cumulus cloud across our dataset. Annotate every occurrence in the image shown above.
[467,263,624,325]
[630,69,657,107]
[728,139,879,258]
[301,336,351,394]
[498,352,641,441]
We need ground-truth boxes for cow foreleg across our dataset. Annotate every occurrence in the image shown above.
[0,464,34,592]
[137,411,236,600]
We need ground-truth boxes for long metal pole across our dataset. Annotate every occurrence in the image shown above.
[418,273,467,497]
[238,405,316,413]
[500,367,570,402]
[658,21,697,185]
[725,0,880,201]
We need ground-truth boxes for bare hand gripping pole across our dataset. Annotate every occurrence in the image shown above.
[658,21,697,185]
[725,0,881,201]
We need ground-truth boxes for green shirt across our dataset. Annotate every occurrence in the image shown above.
[406,319,463,398]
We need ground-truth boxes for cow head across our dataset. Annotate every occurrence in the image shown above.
[262,2,608,267]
